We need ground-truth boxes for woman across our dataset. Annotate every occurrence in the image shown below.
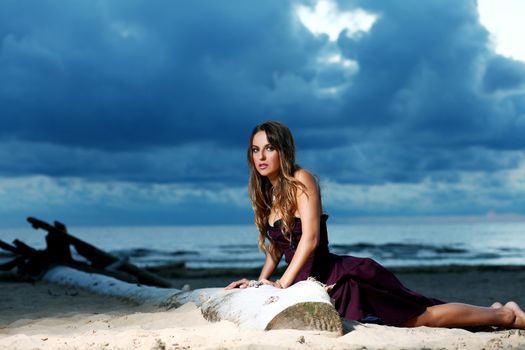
[226,120,525,329]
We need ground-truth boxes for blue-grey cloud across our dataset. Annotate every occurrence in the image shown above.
[298,0,525,181]
[1,0,525,224]
[0,0,323,151]
[483,56,525,92]
[0,140,247,183]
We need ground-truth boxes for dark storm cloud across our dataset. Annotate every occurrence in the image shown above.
[0,0,323,151]
[291,0,525,184]
[301,141,522,185]
[0,140,247,183]
[336,0,491,130]
[1,0,525,193]
[483,56,525,92]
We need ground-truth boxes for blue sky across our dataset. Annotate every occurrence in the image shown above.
[1,0,525,227]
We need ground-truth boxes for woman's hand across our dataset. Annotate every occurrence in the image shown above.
[259,278,284,288]
[224,278,250,289]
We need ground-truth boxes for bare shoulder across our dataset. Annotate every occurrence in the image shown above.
[294,168,319,194]
[294,168,315,182]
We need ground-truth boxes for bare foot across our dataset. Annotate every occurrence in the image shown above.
[505,301,525,329]
[491,302,503,309]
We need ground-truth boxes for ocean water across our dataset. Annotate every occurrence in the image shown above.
[1,220,525,269]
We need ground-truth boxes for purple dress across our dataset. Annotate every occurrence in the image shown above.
[267,214,444,326]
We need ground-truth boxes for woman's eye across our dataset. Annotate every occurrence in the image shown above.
[252,148,259,153]
[266,146,274,151]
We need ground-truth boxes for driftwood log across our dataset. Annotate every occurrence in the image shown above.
[0,217,173,287]
[44,265,343,333]
[1,217,344,333]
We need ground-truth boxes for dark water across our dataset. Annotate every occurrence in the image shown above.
[1,221,525,269]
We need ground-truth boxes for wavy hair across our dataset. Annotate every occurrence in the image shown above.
[247,121,306,259]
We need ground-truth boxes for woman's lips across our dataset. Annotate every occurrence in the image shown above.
[258,163,268,170]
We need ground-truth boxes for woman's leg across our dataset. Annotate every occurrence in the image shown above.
[402,301,525,329]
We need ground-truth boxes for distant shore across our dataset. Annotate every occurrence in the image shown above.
[1,264,524,349]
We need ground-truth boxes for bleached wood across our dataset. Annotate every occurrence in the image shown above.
[43,266,342,333]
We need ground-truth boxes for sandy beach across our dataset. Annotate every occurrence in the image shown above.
[1,266,525,349]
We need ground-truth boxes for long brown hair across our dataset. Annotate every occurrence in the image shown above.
[247,121,306,258]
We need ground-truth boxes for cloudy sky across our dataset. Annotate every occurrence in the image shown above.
[1,0,525,227]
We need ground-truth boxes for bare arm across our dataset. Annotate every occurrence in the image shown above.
[258,247,283,280]
[228,170,321,290]
[271,169,321,288]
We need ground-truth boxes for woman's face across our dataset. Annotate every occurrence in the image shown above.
[251,130,280,181]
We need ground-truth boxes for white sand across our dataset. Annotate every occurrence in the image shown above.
[1,280,524,349]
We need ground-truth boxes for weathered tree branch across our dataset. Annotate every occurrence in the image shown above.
[43,266,343,333]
